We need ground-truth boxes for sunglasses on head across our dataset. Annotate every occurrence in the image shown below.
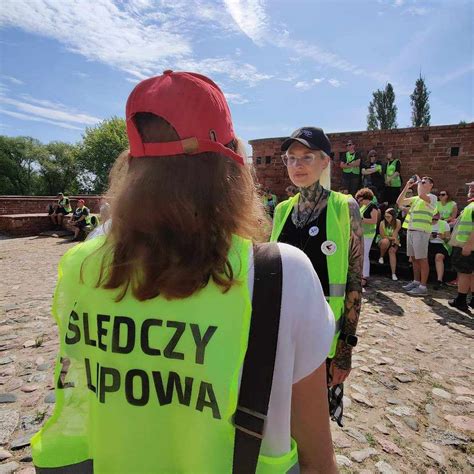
[346,143,353,146]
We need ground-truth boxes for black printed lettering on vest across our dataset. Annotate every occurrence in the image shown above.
[99,366,121,403]
[152,371,193,407]
[57,356,74,389]
[84,358,97,394]
[196,381,221,419]
[125,369,149,406]
[112,316,135,354]
[141,319,162,356]
[65,310,81,345]
[163,321,185,360]
[97,314,110,352]
[190,324,217,365]
[83,312,97,347]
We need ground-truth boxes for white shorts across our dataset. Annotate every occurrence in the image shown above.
[407,230,430,259]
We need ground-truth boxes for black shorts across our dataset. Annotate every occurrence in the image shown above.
[451,247,474,274]
[428,243,449,260]
[55,207,70,215]
[73,220,88,228]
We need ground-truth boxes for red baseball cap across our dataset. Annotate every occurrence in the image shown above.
[126,70,244,165]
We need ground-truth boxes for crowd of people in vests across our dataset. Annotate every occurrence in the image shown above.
[31,70,472,473]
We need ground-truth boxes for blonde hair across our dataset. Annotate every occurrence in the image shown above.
[320,152,331,190]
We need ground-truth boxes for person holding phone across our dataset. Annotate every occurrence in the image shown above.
[397,175,437,296]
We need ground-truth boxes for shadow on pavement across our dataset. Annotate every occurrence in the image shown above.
[422,296,474,334]
[365,289,405,317]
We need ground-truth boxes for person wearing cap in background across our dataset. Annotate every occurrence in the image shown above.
[32,71,338,474]
[397,175,437,296]
[50,192,72,228]
[361,149,385,203]
[447,181,474,312]
[339,140,361,196]
[68,198,91,241]
[271,126,363,427]
[384,152,402,206]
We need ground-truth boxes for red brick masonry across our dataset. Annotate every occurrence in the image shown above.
[250,123,474,207]
[0,196,102,216]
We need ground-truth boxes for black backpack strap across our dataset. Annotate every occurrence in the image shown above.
[232,242,283,474]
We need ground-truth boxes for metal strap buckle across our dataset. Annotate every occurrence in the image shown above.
[234,405,267,439]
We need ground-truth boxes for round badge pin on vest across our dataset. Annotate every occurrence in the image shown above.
[308,226,319,237]
[321,240,337,256]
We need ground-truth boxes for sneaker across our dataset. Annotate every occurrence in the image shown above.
[407,286,428,296]
[378,257,384,264]
[402,281,419,291]
[392,274,398,281]
[469,299,474,310]
[448,299,470,313]
[446,279,458,287]
[433,281,443,290]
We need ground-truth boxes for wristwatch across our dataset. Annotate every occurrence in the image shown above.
[339,332,358,347]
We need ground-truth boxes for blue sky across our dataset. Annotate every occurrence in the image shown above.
[0,0,472,149]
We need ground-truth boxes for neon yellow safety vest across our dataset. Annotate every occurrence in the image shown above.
[31,235,298,473]
[451,202,474,245]
[343,152,360,175]
[360,204,377,239]
[270,191,350,358]
[402,208,411,229]
[386,160,401,187]
[436,201,456,220]
[75,206,91,225]
[408,197,436,233]
[431,219,452,255]
[59,197,72,213]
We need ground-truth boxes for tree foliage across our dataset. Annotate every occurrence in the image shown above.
[366,83,398,130]
[78,117,128,193]
[410,75,431,127]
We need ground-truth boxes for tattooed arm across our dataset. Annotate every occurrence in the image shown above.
[328,197,363,384]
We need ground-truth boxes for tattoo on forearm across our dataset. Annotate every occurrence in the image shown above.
[334,291,362,370]
[346,197,363,293]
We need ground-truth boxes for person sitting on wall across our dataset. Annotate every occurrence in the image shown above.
[50,192,72,228]
[69,199,91,241]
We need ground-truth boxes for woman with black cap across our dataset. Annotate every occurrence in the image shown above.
[32,73,337,473]
[271,127,363,427]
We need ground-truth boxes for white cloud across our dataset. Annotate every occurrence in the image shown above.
[223,0,269,44]
[403,7,429,16]
[393,0,404,7]
[295,81,313,91]
[73,72,89,78]
[0,74,24,85]
[313,77,325,84]
[224,92,249,104]
[0,95,101,130]
[0,108,84,130]
[328,78,342,87]
[434,63,474,87]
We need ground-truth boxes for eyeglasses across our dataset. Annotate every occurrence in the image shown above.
[281,154,317,167]
[439,192,447,196]
[346,143,353,147]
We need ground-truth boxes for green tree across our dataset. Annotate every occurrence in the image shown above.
[410,75,431,127]
[38,141,81,195]
[0,136,46,195]
[78,117,128,193]
[366,83,398,130]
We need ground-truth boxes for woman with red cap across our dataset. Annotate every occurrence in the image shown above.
[32,71,337,474]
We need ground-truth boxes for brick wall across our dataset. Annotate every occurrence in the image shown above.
[0,196,102,215]
[250,123,474,207]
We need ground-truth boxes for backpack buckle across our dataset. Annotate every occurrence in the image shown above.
[234,405,266,439]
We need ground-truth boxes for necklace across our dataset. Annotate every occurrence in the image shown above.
[295,189,327,251]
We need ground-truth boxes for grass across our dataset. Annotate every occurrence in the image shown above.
[35,335,44,347]
[366,432,376,447]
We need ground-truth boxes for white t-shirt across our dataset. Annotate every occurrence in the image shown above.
[430,220,450,244]
[248,243,335,456]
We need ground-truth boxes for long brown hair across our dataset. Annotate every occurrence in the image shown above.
[383,208,398,230]
[85,113,268,301]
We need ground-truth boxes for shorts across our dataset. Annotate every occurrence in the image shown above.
[428,243,449,261]
[451,247,474,274]
[55,207,70,215]
[407,230,430,259]
[73,220,87,228]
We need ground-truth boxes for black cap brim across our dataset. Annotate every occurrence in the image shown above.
[281,137,321,152]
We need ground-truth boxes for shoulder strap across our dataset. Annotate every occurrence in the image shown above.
[232,242,283,474]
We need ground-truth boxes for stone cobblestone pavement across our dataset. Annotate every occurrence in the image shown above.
[0,236,473,473]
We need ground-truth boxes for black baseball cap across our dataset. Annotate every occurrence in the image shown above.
[281,127,331,156]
